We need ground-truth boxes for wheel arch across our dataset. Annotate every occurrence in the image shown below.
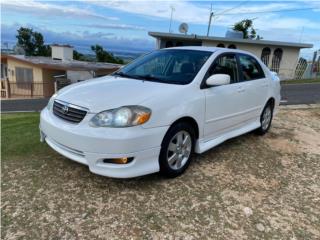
[266,97,275,110]
[168,116,200,140]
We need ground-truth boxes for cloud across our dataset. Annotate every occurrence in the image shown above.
[1,23,154,53]
[84,0,317,25]
[80,23,146,31]
[2,0,118,21]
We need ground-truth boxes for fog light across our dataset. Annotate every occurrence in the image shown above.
[103,157,134,164]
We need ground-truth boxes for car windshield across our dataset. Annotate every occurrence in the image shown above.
[113,49,212,85]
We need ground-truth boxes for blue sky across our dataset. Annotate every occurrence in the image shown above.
[1,0,320,58]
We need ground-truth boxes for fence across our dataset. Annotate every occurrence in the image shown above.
[1,81,53,99]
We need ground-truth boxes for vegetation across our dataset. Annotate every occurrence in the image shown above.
[15,27,124,64]
[281,78,320,84]
[232,19,262,40]
[91,44,124,64]
[16,27,51,56]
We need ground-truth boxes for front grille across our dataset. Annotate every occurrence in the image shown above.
[53,100,87,123]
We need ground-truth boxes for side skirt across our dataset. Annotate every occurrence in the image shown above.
[195,120,260,154]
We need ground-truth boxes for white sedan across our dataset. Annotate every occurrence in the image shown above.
[40,47,280,178]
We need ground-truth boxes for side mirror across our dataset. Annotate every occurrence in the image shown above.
[206,74,230,86]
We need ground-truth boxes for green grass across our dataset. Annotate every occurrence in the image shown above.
[281,78,320,84]
[1,113,47,159]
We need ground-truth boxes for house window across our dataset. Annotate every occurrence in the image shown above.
[1,63,8,79]
[15,67,33,84]
[217,43,225,48]
[261,47,271,66]
[271,48,283,73]
[228,44,237,49]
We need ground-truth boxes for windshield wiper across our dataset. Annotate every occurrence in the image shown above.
[114,72,182,84]
[113,72,137,79]
[134,74,163,82]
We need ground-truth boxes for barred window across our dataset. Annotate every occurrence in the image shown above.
[261,47,271,66]
[271,48,283,73]
[15,67,33,83]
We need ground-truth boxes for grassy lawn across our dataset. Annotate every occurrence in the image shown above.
[281,78,320,84]
[1,110,320,239]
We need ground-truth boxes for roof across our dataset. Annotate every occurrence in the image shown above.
[51,44,73,48]
[149,32,313,49]
[2,55,122,71]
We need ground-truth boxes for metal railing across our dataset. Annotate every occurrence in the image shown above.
[2,81,53,98]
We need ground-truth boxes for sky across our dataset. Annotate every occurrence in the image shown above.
[1,0,320,58]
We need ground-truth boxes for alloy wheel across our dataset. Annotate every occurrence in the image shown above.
[261,106,272,130]
[166,130,192,170]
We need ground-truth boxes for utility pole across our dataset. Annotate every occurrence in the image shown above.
[169,5,175,33]
[207,3,214,36]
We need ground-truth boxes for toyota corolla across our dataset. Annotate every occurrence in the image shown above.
[40,47,280,178]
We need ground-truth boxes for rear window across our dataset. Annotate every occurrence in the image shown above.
[239,54,265,81]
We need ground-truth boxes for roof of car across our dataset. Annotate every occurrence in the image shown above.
[161,46,249,54]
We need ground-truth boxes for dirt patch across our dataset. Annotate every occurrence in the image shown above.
[1,107,320,239]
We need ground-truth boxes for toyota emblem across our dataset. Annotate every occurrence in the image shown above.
[62,105,69,114]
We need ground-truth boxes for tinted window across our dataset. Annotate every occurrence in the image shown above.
[238,54,265,81]
[117,50,212,85]
[205,54,239,84]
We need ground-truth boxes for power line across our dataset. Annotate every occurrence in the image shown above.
[215,7,317,16]
[207,0,250,36]
[215,0,251,16]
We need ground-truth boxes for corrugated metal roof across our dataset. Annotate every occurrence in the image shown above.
[149,32,313,48]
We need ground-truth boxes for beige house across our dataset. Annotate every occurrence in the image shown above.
[1,45,121,98]
[149,32,313,79]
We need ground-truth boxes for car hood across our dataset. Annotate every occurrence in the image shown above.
[56,76,181,113]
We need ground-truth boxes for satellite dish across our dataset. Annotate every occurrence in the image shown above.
[179,23,189,34]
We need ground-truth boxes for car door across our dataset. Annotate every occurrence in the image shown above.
[203,53,250,141]
[237,53,269,121]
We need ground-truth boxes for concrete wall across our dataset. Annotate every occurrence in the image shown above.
[7,58,43,97]
[202,40,300,79]
[51,46,73,61]
[67,70,94,83]
[42,69,65,97]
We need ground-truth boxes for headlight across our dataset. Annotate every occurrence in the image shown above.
[90,106,151,128]
[46,93,57,111]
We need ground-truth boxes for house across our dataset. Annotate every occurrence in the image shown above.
[1,45,121,98]
[149,31,313,79]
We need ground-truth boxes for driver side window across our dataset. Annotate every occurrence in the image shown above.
[206,54,239,84]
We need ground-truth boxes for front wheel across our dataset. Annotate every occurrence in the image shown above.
[256,103,273,135]
[159,122,195,178]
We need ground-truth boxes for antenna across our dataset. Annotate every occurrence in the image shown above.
[169,5,175,33]
[179,23,189,35]
[207,3,214,36]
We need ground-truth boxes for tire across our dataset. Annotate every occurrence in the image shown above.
[159,122,195,178]
[256,102,273,135]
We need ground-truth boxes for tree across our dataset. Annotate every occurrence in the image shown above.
[91,44,124,64]
[232,19,262,40]
[16,27,51,56]
[73,50,87,61]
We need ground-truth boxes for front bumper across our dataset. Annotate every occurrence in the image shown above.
[40,108,168,178]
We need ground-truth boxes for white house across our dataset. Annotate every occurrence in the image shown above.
[149,32,313,79]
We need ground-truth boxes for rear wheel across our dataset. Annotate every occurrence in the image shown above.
[159,122,195,177]
[256,103,273,135]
